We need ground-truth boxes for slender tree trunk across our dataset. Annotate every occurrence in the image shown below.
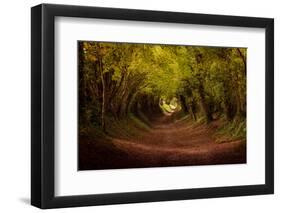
[126,91,137,115]
[117,89,129,118]
[179,95,188,113]
[78,42,85,123]
[198,83,213,123]
[189,100,197,121]
[190,108,197,121]
[233,71,244,118]
[97,45,106,132]
[100,66,106,131]
[237,48,246,76]
[223,85,235,121]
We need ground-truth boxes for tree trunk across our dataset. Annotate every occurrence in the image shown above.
[189,100,197,121]
[97,45,106,132]
[223,86,235,121]
[237,48,246,76]
[126,91,137,115]
[198,83,213,123]
[179,95,188,113]
[117,89,129,118]
[190,108,197,121]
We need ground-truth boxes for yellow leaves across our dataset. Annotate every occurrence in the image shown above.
[99,46,108,56]
[82,41,91,51]
[79,41,246,107]
[86,55,97,62]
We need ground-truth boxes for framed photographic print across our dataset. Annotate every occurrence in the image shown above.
[31,3,274,209]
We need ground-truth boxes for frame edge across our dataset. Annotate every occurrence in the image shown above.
[265,18,274,194]
[31,4,43,208]
[31,3,275,209]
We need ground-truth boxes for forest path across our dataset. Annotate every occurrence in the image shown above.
[111,114,246,168]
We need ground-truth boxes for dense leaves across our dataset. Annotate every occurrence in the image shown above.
[79,41,246,139]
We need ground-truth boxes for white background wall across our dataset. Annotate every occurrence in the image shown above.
[0,0,279,212]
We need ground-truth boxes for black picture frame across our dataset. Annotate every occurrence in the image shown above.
[31,3,274,209]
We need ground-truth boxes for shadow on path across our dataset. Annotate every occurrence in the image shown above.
[79,114,246,170]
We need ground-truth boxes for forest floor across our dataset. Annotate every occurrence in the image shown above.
[79,113,246,170]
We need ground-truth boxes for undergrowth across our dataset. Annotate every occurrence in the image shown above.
[214,117,246,143]
[80,113,151,141]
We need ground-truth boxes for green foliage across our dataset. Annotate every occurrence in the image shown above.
[79,41,246,142]
[215,118,246,143]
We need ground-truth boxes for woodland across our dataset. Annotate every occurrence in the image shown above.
[78,41,247,170]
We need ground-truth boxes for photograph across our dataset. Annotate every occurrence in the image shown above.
[78,41,247,170]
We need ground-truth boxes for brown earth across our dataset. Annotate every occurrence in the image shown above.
[79,115,246,170]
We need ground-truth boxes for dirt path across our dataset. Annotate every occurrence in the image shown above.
[111,115,246,168]
[79,115,246,170]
